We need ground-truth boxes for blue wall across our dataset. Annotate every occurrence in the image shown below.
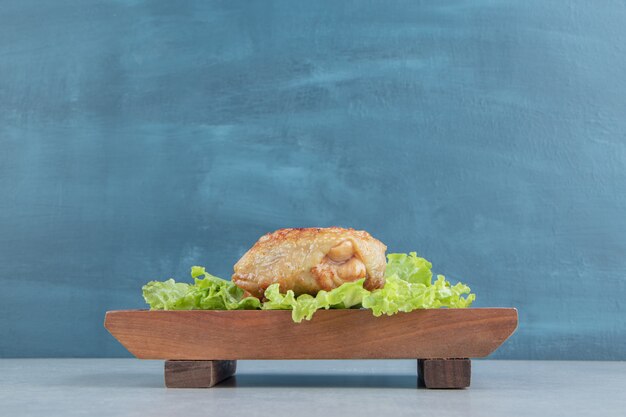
[1,0,625,359]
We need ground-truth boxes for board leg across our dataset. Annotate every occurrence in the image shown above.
[417,359,471,389]
[164,360,236,388]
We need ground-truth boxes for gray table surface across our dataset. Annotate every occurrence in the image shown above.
[1,359,624,417]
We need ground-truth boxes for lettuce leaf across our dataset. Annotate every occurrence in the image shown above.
[142,279,198,310]
[360,252,475,316]
[262,279,369,322]
[142,266,260,311]
[385,252,433,284]
[362,274,475,316]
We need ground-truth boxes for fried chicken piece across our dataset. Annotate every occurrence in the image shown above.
[232,227,387,298]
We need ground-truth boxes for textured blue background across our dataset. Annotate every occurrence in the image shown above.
[1,0,625,359]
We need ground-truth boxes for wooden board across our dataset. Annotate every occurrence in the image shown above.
[105,308,517,360]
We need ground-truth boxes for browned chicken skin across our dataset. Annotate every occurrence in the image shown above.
[232,227,387,298]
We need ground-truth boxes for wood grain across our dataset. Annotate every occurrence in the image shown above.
[105,308,517,360]
[418,359,471,389]
[164,360,236,388]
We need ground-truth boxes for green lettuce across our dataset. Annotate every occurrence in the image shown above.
[361,252,475,316]
[142,253,475,322]
[385,252,433,284]
[142,266,260,311]
[262,278,369,322]
[362,274,475,316]
[142,279,198,310]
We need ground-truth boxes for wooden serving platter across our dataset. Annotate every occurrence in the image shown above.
[105,308,517,389]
